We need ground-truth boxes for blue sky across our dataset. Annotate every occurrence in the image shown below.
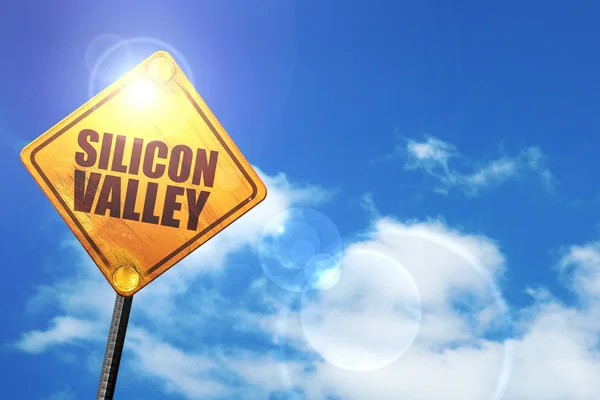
[2,1,600,399]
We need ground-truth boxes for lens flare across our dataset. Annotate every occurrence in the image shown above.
[85,33,133,82]
[300,248,422,371]
[283,228,515,400]
[304,253,341,290]
[85,37,196,134]
[258,207,344,292]
[87,36,195,100]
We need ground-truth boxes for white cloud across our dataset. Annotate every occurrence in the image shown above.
[256,218,514,399]
[223,352,308,396]
[288,221,600,400]
[358,192,379,219]
[406,136,458,165]
[241,218,599,400]
[402,135,556,195]
[125,329,310,400]
[125,328,230,399]
[233,218,600,399]
[16,316,100,353]
[558,242,600,301]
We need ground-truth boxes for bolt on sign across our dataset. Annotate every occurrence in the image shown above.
[21,51,267,296]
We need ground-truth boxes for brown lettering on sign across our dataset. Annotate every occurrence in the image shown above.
[168,145,193,183]
[94,175,121,218]
[122,179,141,221]
[98,132,114,170]
[162,185,184,228]
[128,138,144,175]
[75,129,99,167]
[143,141,168,179]
[192,148,219,187]
[186,188,211,231]
[142,182,160,224]
[72,130,219,231]
[74,169,101,212]
[111,135,128,173]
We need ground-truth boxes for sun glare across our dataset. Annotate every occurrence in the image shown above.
[125,77,156,110]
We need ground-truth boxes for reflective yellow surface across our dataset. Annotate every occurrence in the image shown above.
[113,266,140,293]
[20,51,267,296]
[148,56,175,82]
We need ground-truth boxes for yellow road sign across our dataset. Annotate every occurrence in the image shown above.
[21,51,267,296]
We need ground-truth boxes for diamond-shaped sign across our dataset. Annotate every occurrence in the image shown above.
[21,51,267,296]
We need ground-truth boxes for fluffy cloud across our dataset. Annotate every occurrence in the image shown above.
[125,328,230,399]
[558,242,600,301]
[255,218,513,400]
[400,136,556,195]
[504,298,600,400]
[13,169,600,399]
[242,218,600,400]
[16,316,99,354]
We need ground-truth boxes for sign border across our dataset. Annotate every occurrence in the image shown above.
[28,79,259,278]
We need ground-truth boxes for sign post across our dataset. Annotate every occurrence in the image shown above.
[21,51,267,396]
[96,294,133,400]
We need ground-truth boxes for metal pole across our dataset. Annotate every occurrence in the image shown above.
[96,294,133,400]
